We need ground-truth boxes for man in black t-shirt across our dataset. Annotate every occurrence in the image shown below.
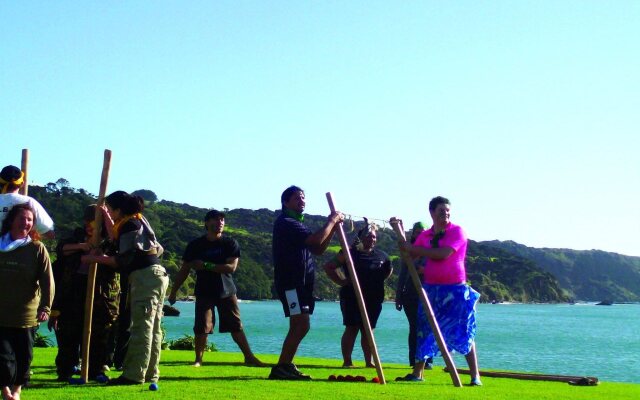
[168,210,263,367]
[269,185,344,380]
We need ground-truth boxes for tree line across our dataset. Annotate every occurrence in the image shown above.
[29,180,639,303]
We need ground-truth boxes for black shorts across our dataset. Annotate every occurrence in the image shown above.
[193,295,243,334]
[0,326,34,386]
[277,284,315,317]
[340,296,383,329]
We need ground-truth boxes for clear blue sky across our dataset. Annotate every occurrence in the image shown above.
[2,1,639,256]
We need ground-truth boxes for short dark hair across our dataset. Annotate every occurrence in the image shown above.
[281,185,304,207]
[204,209,225,221]
[83,204,98,221]
[0,165,24,193]
[428,196,450,212]
[0,165,22,181]
[1,203,35,236]
[105,190,144,215]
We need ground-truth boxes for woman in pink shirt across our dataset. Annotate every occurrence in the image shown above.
[399,196,481,385]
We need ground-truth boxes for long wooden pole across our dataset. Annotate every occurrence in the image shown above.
[326,192,386,385]
[389,218,462,387]
[20,149,29,196]
[449,367,598,385]
[80,150,112,382]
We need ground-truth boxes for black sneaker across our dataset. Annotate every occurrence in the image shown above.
[395,373,424,382]
[268,364,297,380]
[281,363,312,380]
[107,375,141,386]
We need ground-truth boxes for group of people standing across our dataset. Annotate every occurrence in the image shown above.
[0,164,482,399]
[269,186,482,385]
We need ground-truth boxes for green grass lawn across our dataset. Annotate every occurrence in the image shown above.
[24,348,639,400]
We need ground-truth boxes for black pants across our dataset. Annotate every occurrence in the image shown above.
[0,327,34,387]
[106,289,130,369]
[403,297,419,366]
[55,314,114,379]
[403,298,433,367]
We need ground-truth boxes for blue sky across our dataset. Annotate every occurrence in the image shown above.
[2,1,639,256]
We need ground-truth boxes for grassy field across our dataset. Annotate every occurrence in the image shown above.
[22,348,639,400]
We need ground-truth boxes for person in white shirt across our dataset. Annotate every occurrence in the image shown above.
[0,165,55,239]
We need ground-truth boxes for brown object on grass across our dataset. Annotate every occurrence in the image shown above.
[448,367,599,386]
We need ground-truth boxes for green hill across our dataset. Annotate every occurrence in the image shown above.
[27,182,636,303]
[480,240,640,302]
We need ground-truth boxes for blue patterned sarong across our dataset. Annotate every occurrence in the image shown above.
[415,284,480,361]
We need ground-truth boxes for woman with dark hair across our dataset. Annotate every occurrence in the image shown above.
[399,196,481,385]
[0,204,54,400]
[323,219,392,368]
[81,191,168,386]
[0,165,55,239]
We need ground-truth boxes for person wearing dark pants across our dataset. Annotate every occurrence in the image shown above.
[50,205,119,382]
[82,191,168,386]
[395,221,433,369]
[0,204,54,400]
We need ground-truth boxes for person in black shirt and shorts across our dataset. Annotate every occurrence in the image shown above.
[168,210,263,367]
[269,186,343,380]
[324,220,392,368]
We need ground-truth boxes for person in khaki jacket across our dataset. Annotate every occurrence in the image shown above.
[0,203,54,400]
[82,191,168,386]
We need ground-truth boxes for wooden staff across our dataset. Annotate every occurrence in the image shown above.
[448,367,598,385]
[80,150,112,382]
[326,192,386,385]
[389,218,462,387]
[20,149,29,195]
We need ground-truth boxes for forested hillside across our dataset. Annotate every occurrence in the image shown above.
[481,240,640,302]
[27,181,638,302]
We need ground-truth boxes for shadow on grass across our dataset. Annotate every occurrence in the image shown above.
[161,360,274,368]
[31,366,58,373]
[24,381,107,390]
[295,362,409,371]
[160,376,258,381]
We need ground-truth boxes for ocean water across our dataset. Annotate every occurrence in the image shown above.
[158,301,639,384]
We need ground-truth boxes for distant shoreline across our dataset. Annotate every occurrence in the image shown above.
[172,299,640,306]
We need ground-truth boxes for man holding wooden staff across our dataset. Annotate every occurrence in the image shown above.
[269,185,344,380]
[51,205,119,382]
[398,196,482,385]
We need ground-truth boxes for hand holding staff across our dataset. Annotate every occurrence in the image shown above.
[80,150,112,382]
[327,192,386,384]
[389,217,462,387]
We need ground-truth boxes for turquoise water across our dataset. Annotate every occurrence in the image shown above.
[43,301,638,383]
[159,301,639,384]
